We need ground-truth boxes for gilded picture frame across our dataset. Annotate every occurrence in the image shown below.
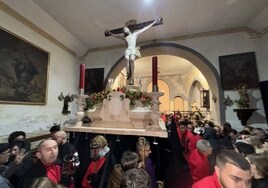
[0,27,49,105]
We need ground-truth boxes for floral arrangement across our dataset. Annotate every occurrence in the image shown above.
[190,100,206,120]
[85,87,152,110]
[85,91,110,110]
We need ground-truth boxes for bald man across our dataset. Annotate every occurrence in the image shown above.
[20,139,64,187]
[52,131,78,165]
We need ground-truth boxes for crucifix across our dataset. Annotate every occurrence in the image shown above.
[105,18,163,85]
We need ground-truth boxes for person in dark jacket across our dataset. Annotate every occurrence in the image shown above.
[202,127,221,151]
[247,153,268,188]
[8,140,34,188]
[220,122,234,149]
[0,143,13,188]
[52,131,79,187]
[202,126,221,173]
[0,142,29,188]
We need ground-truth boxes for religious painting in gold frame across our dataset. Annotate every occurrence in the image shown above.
[0,27,49,105]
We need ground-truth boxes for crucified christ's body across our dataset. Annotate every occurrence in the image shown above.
[106,18,162,85]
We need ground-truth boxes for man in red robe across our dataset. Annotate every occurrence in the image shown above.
[21,139,70,187]
[188,139,212,182]
[177,119,199,160]
[81,135,115,188]
[192,150,252,188]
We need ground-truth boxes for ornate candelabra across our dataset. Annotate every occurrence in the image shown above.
[147,91,164,129]
[74,89,88,127]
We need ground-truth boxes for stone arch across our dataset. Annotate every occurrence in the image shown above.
[188,80,203,110]
[105,43,224,124]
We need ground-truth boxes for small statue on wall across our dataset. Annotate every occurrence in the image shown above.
[58,92,74,115]
[236,84,250,108]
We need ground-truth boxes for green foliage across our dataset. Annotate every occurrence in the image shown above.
[85,90,110,110]
[84,87,152,110]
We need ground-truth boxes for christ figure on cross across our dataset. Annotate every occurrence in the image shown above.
[105,18,162,85]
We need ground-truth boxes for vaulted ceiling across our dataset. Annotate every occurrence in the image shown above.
[32,0,268,51]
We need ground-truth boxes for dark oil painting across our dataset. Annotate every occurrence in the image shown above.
[85,68,104,94]
[0,27,49,105]
[219,52,259,90]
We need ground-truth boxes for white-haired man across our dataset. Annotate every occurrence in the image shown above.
[52,131,79,188]
[188,139,212,182]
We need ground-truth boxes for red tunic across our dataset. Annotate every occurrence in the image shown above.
[82,157,106,188]
[177,128,198,160]
[188,148,210,182]
[192,172,222,188]
[45,164,61,184]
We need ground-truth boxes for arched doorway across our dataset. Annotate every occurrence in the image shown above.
[173,96,184,112]
[105,43,224,125]
[188,80,203,108]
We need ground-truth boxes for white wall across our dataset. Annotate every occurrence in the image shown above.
[0,10,79,137]
[1,0,87,55]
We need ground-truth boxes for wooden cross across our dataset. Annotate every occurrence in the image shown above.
[105,18,163,36]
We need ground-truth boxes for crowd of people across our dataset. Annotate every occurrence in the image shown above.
[0,116,268,188]
[0,128,160,188]
[168,111,268,188]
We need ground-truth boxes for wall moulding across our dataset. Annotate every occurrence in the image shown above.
[0,1,77,57]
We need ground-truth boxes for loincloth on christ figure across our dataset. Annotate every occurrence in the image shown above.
[125,46,141,57]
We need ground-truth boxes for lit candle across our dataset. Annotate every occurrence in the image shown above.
[79,64,85,89]
[152,56,158,92]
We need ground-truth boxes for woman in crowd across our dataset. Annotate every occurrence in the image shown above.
[136,137,157,188]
